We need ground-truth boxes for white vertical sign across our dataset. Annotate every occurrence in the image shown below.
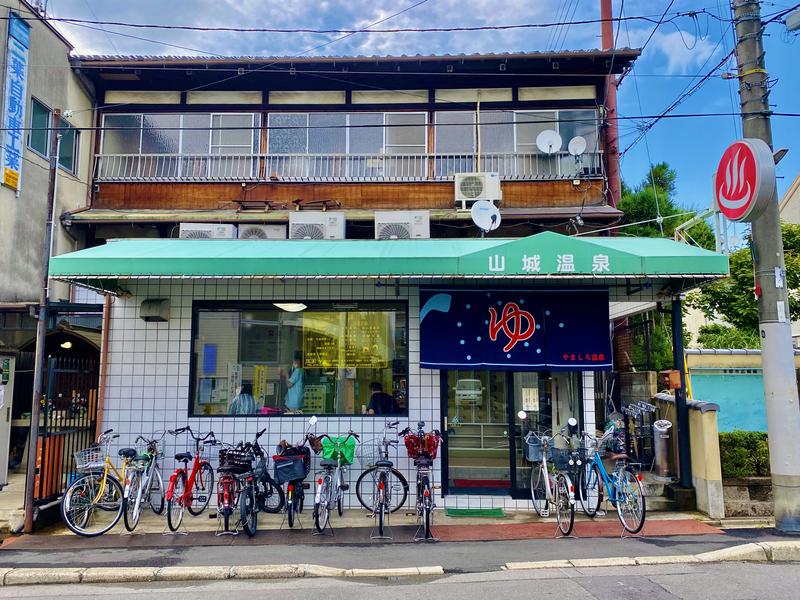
[1,14,31,192]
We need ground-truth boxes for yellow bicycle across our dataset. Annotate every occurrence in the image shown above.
[60,429,136,536]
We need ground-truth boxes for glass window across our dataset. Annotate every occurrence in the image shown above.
[101,114,142,154]
[191,302,409,417]
[480,110,514,153]
[58,122,78,173]
[141,114,180,154]
[348,113,383,153]
[268,113,307,154]
[435,111,474,153]
[309,113,346,154]
[515,111,557,152]
[28,98,50,155]
[211,113,254,154]
[181,113,211,154]
[385,113,426,154]
[558,109,599,153]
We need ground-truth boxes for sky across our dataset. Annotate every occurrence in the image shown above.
[46,0,800,217]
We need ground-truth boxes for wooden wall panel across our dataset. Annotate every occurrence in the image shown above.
[94,180,605,210]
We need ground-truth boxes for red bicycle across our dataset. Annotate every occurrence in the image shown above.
[165,426,217,531]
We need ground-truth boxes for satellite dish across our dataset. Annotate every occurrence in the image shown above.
[568,135,587,157]
[536,129,562,154]
[471,200,501,233]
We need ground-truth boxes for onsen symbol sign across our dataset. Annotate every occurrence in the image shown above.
[714,138,775,222]
[488,302,535,353]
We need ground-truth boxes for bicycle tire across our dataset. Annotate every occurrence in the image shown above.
[579,462,602,517]
[314,475,331,533]
[378,471,387,536]
[61,473,124,537]
[166,470,187,532]
[287,485,295,528]
[422,475,433,539]
[240,482,257,537]
[356,467,408,513]
[188,462,214,516]
[298,486,304,513]
[615,466,646,534]
[337,495,344,517]
[149,468,165,515]
[555,473,575,536]
[259,476,285,514]
[123,471,143,532]
[530,465,547,517]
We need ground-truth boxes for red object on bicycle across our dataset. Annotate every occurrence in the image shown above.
[403,432,440,460]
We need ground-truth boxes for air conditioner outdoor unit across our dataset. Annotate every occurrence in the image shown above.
[237,224,288,240]
[374,210,430,240]
[178,223,237,239]
[289,211,346,240]
[454,172,502,209]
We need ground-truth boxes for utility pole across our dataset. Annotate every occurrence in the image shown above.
[23,109,62,533]
[600,0,621,207]
[732,0,800,533]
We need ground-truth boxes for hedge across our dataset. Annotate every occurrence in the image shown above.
[719,431,770,479]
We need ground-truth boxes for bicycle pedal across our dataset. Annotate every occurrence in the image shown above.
[541,510,550,517]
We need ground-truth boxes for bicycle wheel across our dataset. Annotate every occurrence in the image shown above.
[356,467,408,513]
[240,482,257,537]
[530,464,547,517]
[615,466,646,534]
[61,473,124,537]
[123,471,143,532]
[149,468,165,515]
[579,462,602,517]
[166,470,187,532]
[188,462,214,516]
[287,484,296,528]
[259,476,285,514]
[314,475,331,533]
[337,494,344,517]
[555,473,575,536]
[377,472,387,536]
[421,475,433,539]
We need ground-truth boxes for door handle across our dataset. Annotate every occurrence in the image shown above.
[443,417,448,432]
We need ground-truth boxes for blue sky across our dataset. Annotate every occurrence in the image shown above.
[50,0,800,210]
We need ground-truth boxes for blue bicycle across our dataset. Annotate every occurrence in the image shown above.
[577,429,646,534]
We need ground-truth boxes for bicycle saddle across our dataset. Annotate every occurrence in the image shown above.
[375,459,393,468]
[610,453,629,460]
[414,457,433,467]
[319,459,338,469]
[118,448,137,460]
[174,452,192,462]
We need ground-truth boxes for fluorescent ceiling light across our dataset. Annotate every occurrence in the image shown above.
[60,341,73,349]
[273,303,308,312]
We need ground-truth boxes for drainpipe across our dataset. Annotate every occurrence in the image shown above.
[600,0,621,208]
[671,295,693,488]
[95,294,112,438]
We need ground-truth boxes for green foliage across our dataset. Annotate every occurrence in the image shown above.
[617,162,715,250]
[719,431,770,478]
[696,324,761,349]
[687,223,800,331]
[627,311,675,371]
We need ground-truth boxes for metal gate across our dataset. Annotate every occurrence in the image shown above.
[34,356,99,504]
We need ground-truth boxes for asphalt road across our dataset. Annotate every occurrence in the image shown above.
[0,528,796,573]
[1,561,799,599]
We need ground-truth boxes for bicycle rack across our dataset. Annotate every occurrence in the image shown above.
[413,506,438,542]
[215,509,240,537]
[369,508,393,541]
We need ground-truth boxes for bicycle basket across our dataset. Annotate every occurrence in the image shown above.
[525,437,552,463]
[74,444,107,472]
[404,432,440,460]
[550,447,572,470]
[272,454,309,484]
[218,448,253,474]
[321,436,358,465]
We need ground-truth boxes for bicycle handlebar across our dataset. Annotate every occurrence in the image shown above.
[317,431,360,443]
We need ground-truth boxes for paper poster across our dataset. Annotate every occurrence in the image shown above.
[303,384,326,413]
[253,365,268,403]
[227,363,242,402]
[521,387,539,412]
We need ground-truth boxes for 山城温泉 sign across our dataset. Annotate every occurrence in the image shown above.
[419,288,611,371]
[1,13,31,192]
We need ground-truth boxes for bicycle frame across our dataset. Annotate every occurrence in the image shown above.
[92,455,127,504]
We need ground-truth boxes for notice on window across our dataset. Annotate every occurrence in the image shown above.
[521,387,539,412]
[253,365,268,403]
[302,311,392,368]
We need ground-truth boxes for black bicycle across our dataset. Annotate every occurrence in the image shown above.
[239,428,285,537]
[274,416,317,528]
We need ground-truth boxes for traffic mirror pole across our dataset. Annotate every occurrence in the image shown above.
[732,0,800,533]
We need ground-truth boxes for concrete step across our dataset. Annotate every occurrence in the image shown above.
[0,508,25,533]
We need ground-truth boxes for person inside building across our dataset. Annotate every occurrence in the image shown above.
[367,381,401,415]
[281,351,305,413]
[229,382,257,415]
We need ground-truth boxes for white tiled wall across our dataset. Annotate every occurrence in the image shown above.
[101,278,596,511]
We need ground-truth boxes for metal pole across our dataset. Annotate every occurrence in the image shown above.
[732,0,800,533]
[600,0,621,207]
[671,296,692,488]
[23,110,61,533]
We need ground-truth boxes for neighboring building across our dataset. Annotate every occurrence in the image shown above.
[780,174,800,226]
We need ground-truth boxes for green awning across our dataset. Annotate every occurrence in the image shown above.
[49,231,728,285]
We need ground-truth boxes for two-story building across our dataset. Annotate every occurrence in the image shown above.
[48,50,729,512]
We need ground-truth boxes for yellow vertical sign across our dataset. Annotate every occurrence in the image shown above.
[254,365,268,404]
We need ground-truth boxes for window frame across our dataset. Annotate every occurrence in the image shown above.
[27,96,51,158]
[57,119,80,174]
[188,299,411,418]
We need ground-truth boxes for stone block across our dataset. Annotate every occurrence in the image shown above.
[5,568,83,586]
[231,565,304,579]
[695,543,768,563]
[156,566,231,581]
[82,567,157,583]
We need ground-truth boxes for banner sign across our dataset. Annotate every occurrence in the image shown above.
[420,288,611,371]
[1,13,31,192]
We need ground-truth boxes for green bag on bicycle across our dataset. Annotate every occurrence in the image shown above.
[321,436,357,465]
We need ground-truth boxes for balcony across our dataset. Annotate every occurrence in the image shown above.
[94,151,603,183]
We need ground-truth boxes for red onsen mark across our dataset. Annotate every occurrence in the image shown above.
[488,302,536,353]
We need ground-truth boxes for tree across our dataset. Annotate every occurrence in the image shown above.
[687,223,800,332]
[617,162,715,250]
[696,323,762,349]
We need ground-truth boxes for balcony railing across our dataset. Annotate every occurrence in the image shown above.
[94,152,603,183]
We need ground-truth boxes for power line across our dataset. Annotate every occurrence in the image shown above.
[616,0,676,87]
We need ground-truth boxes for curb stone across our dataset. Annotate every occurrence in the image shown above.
[695,543,768,563]
[504,560,572,570]
[569,557,637,568]
[231,565,304,579]
[82,567,158,583]
[156,566,232,582]
[633,555,701,565]
[5,568,83,586]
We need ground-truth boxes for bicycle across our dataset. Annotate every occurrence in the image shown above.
[273,415,317,528]
[239,428,285,537]
[400,421,440,541]
[122,430,166,532]
[355,420,409,537]
[577,428,647,534]
[60,429,133,537]
[165,426,217,532]
[313,431,359,533]
[522,416,577,537]
[216,441,253,535]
